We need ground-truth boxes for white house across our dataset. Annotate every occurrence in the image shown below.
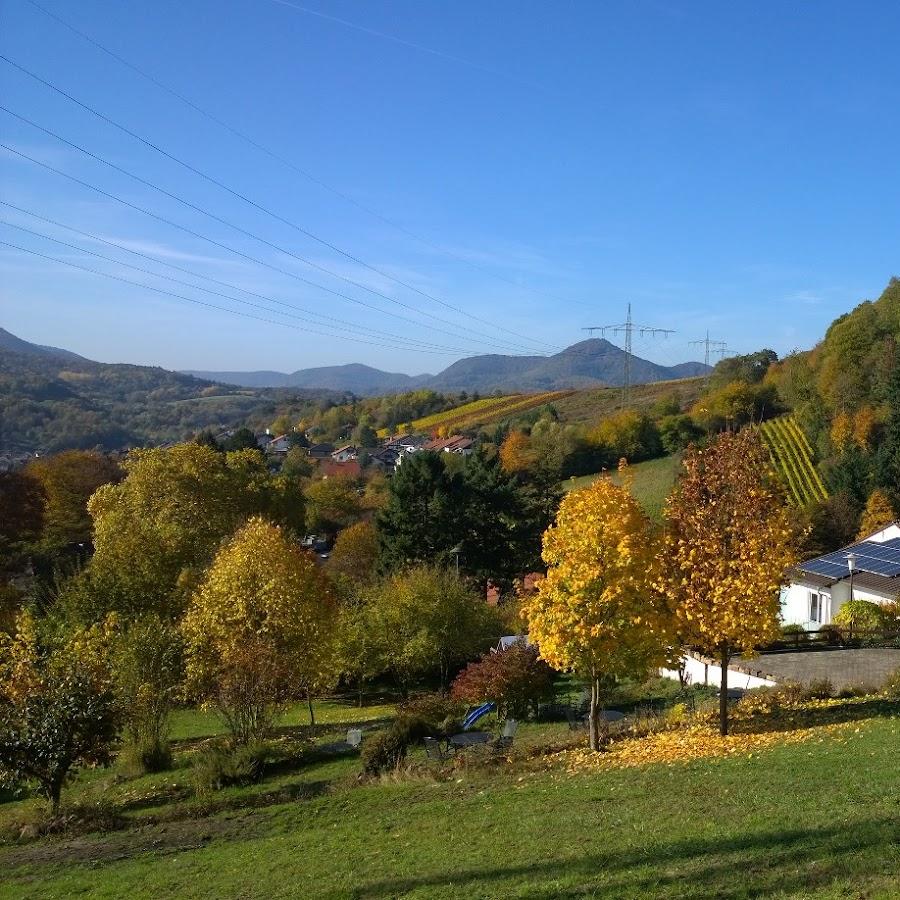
[265,434,292,455]
[781,522,900,629]
[331,444,358,463]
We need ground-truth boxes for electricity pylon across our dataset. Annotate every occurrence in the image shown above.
[690,331,728,367]
[583,303,674,406]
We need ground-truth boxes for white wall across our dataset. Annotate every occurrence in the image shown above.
[660,654,777,690]
[781,579,892,628]
[862,523,900,543]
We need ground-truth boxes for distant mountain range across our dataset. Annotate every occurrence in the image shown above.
[185,339,709,395]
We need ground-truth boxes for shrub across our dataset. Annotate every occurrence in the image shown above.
[193,741,273,792]
[361,729,409,776]
[360,712,439,776]
[400,694,465,738]
[119,736,173,777]
[111,615,183,774]
[780,623,808,643]
[833,600,885,633]
[838,682,880,699]
[818,624,844,646]
[805,678,834,700]
[882,667,900,698]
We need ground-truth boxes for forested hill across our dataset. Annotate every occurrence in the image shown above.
[763,277,900,544]
[0,338,341,453]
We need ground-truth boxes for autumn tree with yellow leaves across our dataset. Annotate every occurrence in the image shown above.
[522,472,671,751]
[857,489,896,539]
[182,517,339,743]
[657,430,800,735]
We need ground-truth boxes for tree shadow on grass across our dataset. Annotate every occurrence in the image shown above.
[351,818,900,899]
[733,697,900,735]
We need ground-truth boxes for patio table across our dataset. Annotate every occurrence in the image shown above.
[448,731,492,749]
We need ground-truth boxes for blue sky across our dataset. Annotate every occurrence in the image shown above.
[2,0,898,375]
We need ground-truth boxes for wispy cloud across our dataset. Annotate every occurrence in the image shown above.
[93,235,242,268]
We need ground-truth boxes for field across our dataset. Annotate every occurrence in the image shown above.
[377,392,574,437]
[562,454,682,520]
[4,691,900,899]
[759,417,829,506]
[550,377,706,426]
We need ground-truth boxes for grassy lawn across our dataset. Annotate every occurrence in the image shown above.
[4,690,900,898]
[562,454,682,520]
[169,698,396,741]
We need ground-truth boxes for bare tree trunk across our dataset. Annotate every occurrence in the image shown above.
[588,672,601,752]
[307,692,316,727]
[719,645,729,736]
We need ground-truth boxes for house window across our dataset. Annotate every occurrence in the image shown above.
[809,592,821,624]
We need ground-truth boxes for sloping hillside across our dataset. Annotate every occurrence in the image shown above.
[0,332,338,452]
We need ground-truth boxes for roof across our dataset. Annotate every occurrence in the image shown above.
[331,444,357,454]
[793,535,900,591]
[423,435,474,452]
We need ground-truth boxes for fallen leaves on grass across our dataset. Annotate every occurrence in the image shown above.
[549,711,867,775]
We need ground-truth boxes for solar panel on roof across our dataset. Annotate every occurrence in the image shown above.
[802,560,850,579]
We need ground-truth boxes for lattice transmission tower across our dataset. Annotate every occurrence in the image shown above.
[583,303,674,406]
[690,330,728,368]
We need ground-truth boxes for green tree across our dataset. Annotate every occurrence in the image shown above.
[376,453,461,573]
[0,613,120,814]
[328,521,379,590]
[26,451,121,552]
[457,452,547,588]
[0,470,44,571]
[305,476,362,534]
[591,411,662,462]
[281,446,313,478]
[183,518,338,743]
[86,444,303,618]
[658,414,702,454]
[222,428,261,453]
[370,566,500,691]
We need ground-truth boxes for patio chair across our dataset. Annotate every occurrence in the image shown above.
[346,728,363,749]
[493,720,518,753]
[423,736,449,762]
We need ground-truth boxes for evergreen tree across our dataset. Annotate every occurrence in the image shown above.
[457,452,546,589]
[376,452,462,572]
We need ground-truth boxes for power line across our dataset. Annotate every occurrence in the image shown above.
[0,218,470,354]
[23,0,571,311]
[0,141,533,355]
[1,53,559,355]
[583,303,675,406]
[0,238,464,356]
[0,201,474,352]
[0,103,542,356]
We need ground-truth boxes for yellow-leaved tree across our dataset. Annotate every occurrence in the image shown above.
[522,472,671,751]
[657,429,800,735]
[857,489,895,539]
[182,517,338,743]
